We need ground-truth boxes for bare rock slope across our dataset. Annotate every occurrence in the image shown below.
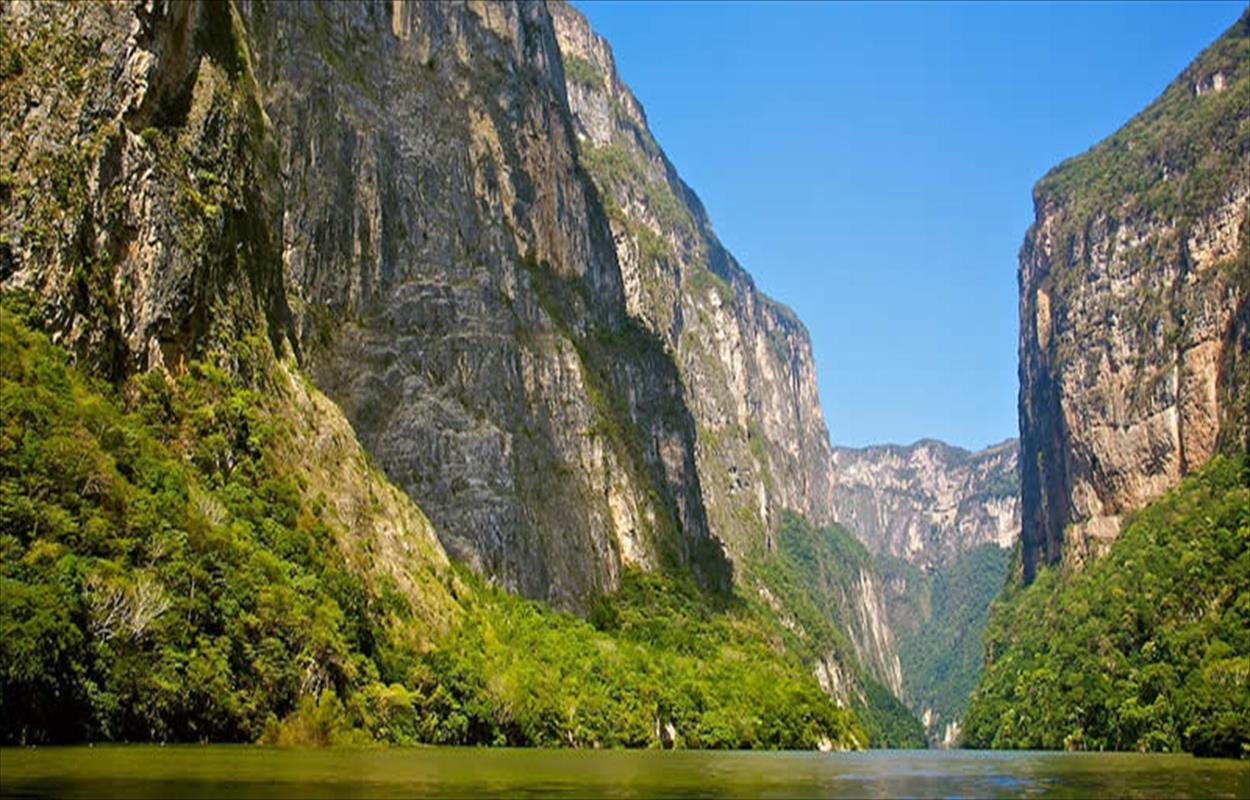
[831,439,1019,567]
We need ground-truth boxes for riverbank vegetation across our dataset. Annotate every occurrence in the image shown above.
[0,304,874,749]
[964,453,1249,758]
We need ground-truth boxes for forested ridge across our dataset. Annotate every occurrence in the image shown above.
[964,454,1250,758]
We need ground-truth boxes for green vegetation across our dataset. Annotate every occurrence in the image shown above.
[429,569,865,749]
[878,545,1013,734]
[964,454,1250,758]
[0,302,412,744]
[1037,10,1248,225]
[751,513,927,748]
[685,264,735,307]
[264,565,869,750]
[0,28,22,80]
[561,53,603,90]
[0,304,874,749]
[857,679,925,750]
[580,143,694,237]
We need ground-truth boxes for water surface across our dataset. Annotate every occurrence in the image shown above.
[1,746,1246,798]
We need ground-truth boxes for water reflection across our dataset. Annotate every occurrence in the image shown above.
[1,747,1246,799]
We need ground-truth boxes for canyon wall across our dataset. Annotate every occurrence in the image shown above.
[1017,10,1249,579]
[549,2,903,694]
[831,439,1019,567]
[1,0,906,704]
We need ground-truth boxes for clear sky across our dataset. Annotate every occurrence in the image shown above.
[570,1,1245,450]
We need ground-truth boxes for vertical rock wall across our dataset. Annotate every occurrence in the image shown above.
[1017,12,1248,578]
[237,0,733,609]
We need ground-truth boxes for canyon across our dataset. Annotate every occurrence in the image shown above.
[0,0,1244,755]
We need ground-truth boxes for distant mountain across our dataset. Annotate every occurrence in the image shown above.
[831,439,1019,567]
[829,438,1019,746]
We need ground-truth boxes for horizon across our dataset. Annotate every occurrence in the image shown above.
[571,0,1245,451]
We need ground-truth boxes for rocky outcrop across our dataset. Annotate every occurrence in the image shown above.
[831,439,1019,567]
[1018,11,1249,579]
[0,0,295,380]
[550,2,837,563]
[850,569,905,697]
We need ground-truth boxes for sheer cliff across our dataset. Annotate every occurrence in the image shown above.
[1,0,917,745]
[965,12,1250,757]
[549,3,837,557]
[548,2,905,702]
[1017,10,1249,579]
[239,0,728,608]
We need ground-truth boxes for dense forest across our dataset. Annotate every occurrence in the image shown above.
[1,298,912,748]
[963,454,1250,758]
[876,545,1013,736]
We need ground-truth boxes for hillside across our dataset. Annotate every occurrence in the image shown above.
[0,0,919,746]
[965,454,1249,757]
[969,9,1250,758]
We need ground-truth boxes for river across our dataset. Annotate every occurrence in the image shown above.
[1,746,1246,798]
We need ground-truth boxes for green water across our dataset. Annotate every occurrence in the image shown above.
[0,746,1246,798]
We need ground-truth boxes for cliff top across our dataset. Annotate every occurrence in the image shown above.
[1032,8,1248,219]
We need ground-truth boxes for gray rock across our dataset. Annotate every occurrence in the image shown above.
[831,439,1019,568]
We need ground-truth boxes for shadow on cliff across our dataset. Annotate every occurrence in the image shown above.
[519,251,736,598]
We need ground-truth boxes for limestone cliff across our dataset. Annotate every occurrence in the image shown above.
[238,0,729,609]
[831,439,1019,567]
[1,0,905,718]
[548,2,905,698]
[0,0,294,379]
[1018,11,1249,579]
[0,0,463,641]
[830,439,1018,745]
[550,2,837,560]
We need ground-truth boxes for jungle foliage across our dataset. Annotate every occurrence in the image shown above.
[963,454,1250,758]
[0,304,871,749]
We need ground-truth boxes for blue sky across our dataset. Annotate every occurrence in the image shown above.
[571,1,1244,450]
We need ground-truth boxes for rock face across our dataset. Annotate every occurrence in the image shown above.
[0,0,295,379]
[1,0,722,610]
[547,3,903,695]
[237,0,738,610]
[1,0,904,707]
[1018,11,1249,580]
[549,2,838,561]
[0,0,463,635]
[831,439,1020,567]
